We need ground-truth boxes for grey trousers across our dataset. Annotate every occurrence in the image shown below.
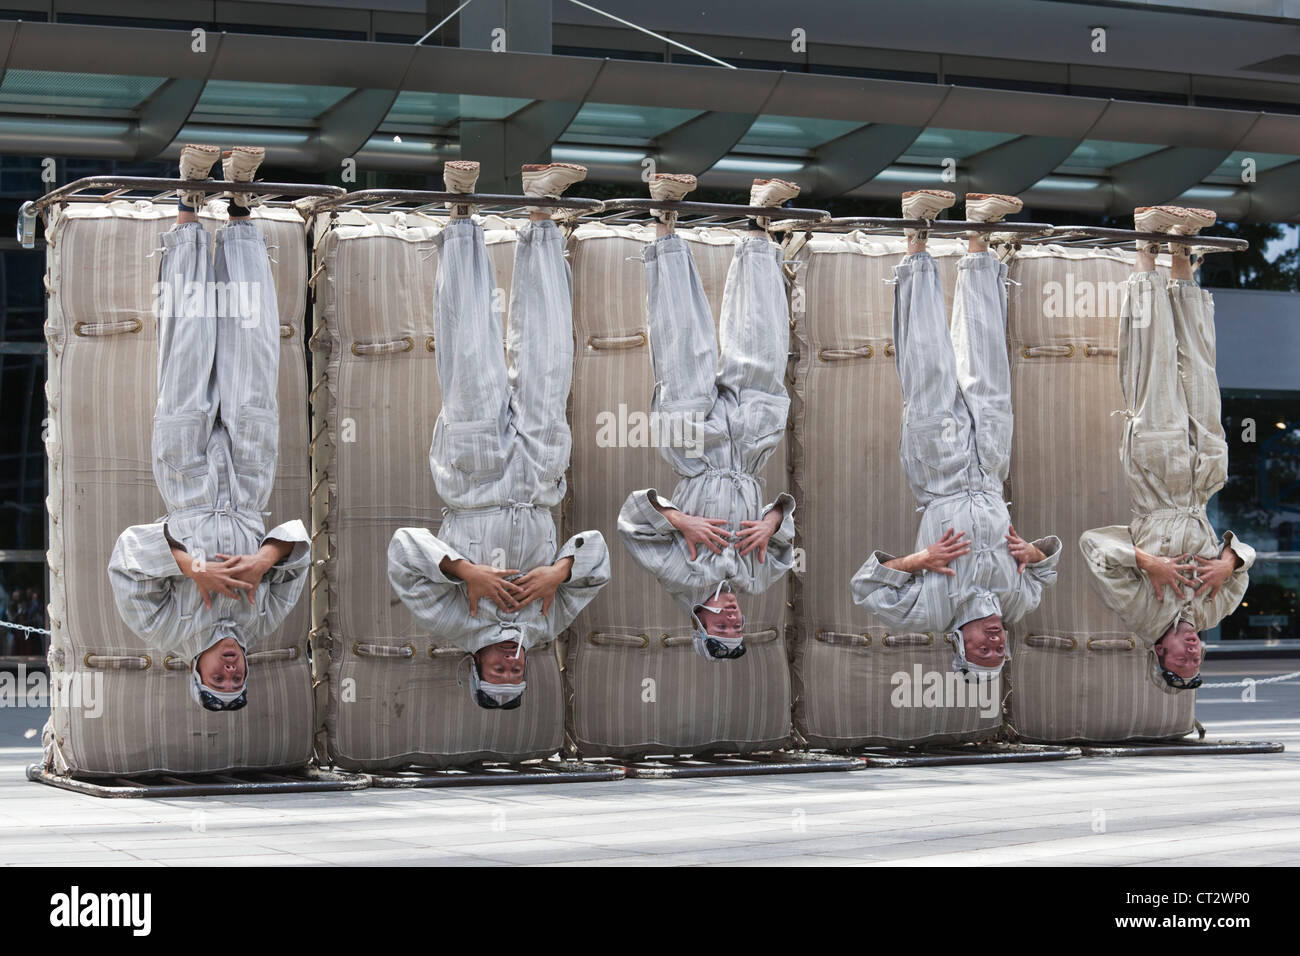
[428,217,574,511]
[1120,273,1228,515]
[892,250,1012,505]
[152,221,280,523]
[643,234,790,480]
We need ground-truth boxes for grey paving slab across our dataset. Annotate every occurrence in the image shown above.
[2,659,1297,866]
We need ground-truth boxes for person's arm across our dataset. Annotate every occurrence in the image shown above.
[246,521,313,632]
[1003,529,1062,620]
[850,530,968,631]
[387,527,521,626]
[736,493,797,565]
[211,520,310,615]
[882,529,971,576]
[1190,531,1255,602]
[539,530,613,633]
[107,524,194,651]
[1078,526,1187,640]
[616,488,722,584]
[254,520,311,584]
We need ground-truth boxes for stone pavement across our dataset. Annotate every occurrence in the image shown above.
[1,658,1296,866]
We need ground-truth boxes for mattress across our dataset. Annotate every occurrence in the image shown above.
[787,233,1004,748]
[42,200,313,776]
[311,211,566,770]
[564,223,793,758]
[1003,246,1195,742]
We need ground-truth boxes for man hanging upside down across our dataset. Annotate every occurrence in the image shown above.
[108,144,310,712]
[388,160,611,709]
[1079,205,1254,691]
[851,190,1062,680]
[617,174,800,662]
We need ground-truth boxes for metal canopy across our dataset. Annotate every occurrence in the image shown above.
[2,21,1298,220]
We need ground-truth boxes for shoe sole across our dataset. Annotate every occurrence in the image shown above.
[964,193,1022,223]
[1135,205,1193,234]
[902,189,955,220]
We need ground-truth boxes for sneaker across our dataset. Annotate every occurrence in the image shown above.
[749,177,800,209]
[1134,205,1200,254]
[1134,204,1194,234]
[521,162,587,209]
[964,192,1022,224]
[178,144,220,209]
[649,173,697,223]
[1173,206,1216,234]
[222,146,265,208]
[444,160,481,212]
[902,189,956,223]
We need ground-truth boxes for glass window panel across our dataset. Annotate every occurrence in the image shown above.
[1214,394,1300,642]
[565,102,704,142]
[196,80,352,120]
[898,127,1019,162]
[1056,139,1166,173]
[384,91,533,128]
[0,70,164,110]
[739,114,863,148]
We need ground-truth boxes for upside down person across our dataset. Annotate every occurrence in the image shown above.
[388,160,611,710]
[851,190,1062,680]
[1079,205,1254,691]
[617,174,800,662]
[108,144,310,712]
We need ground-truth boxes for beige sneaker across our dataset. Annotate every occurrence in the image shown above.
[964,192,1022,224]
[222,146,265,208]
[902,189,956,222]
[749,177,800,209]
[178,144,220,209]
[1134,204,1202,254]
[1173,206,1216,234]
[1134,204,1194,234]
[444,160,481,212]
[649,173,697,222]
[521,162,587,210]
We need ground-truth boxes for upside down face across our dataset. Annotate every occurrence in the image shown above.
[197,636,247,692]
[695,589,744,640]
[960,615,1007,668]
[475,640,526,685]
[1156,620,1203,679]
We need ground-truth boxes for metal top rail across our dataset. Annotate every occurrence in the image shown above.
[771,216,1249,254]
[303,188,606,220]
[591,197,832,229]
[773,216,1055,238]
[1020,225,1249,254]
[18,175,348,248]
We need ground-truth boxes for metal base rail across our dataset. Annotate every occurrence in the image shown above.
[25,737,1283,796]
[618,751,861,778]
[25,764,369,798]
[850,742,1082,768]
[1078,738,1286,757]
[363,758,626,788]
[19,175,349,248]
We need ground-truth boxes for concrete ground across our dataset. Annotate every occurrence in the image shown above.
[1,658,1296,866]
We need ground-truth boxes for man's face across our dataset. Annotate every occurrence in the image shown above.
[961,615,1006,667]
[1156,621,1203,679]
[696,590,744,640]
[197,636,247,692]
[476,641,525,685]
